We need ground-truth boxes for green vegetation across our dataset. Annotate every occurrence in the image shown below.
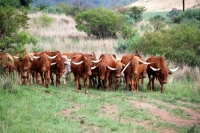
[0,75,200,132]
[0,6,37,54]
[75,7,123,38]
[0,0,32,8]
[33,14,54,27]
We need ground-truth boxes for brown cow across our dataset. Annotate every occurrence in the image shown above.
[32,52,57,88]
[13,51,35,85]
[96,54,124,90]
[121,54,150,92]
[0,53,15,76]
[71,53,101,94]
[146,56,179,93]
[44,51,70,88]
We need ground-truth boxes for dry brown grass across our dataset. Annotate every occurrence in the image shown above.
[27,12,124,58]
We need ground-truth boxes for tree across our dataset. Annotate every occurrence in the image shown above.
[75,7,123,38]
[128,6,146,22]
[0,6,37,54]
[0,0,32,8]
[149,15,166,30]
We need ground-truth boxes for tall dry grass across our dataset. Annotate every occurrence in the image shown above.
[26,12,200,87]
[27,12,122,58]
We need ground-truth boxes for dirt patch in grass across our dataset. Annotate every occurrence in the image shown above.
[100,104,119,120]
[130,100,200,127]
[61,103,81,116]
[100,103,178,133]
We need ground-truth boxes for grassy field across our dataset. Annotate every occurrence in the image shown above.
[1,12,200,133]
[0,74,200,133]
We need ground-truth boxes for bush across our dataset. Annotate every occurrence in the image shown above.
[131,23,200,67]
[173,8,200,24]
[149,15,166,30]
[42,6,64,15]
[75,7,123,38]
[115,32,141,53]
[33,14,54,27]
[0,6,37,54]
[57,2,72,16]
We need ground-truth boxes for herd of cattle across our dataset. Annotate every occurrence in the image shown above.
[0,50,179,94]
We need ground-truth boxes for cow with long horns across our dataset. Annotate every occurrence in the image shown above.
[71,53,101,94]
[146,56,179,93]
[96,54,124,90]
[31,52,57,88]
[121,53,150,93]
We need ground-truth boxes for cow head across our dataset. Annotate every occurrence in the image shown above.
[97,62,107,80]
[149,65,179,84]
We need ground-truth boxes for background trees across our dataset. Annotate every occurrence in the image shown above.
[0,6,36,54]
[75,7,123,38]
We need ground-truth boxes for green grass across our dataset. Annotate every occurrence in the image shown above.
[0,75,200,133]
[143,11,169,20]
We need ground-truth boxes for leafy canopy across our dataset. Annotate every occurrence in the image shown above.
[75,7,123,38]
[0,6,37,54]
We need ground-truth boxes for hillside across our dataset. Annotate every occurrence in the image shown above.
[128,0,200,12]
[32,0,137,8]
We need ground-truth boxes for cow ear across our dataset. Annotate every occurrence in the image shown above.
[168,70,172,74]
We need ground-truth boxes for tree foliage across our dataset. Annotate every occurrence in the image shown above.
[75,7,123,38]
[149,15,166,31]
[131,23,200,67]
[0,0,32,8]
[0,6,37,54]
[128,6,146,22]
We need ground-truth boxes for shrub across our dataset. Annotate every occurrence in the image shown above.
[0,6,37,54]
[173,8,200,24]
[33,14,54,27]
[131,23,200,67]
[42,6,64,15]
[57,2,72,16]
[75,7,123,38]
[149,15,166,30]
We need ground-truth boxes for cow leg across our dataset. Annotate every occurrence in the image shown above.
[75,76,81,92]
[44,71,50,88]
[56,74,60,88]
[63,74,67,84]
[150,76,155,91]
[158,78,165,93]
[83,76,89,94]
[131,78,137,93]
[97,76,102,89]
[115,78,119,90]
[50,72,54,86]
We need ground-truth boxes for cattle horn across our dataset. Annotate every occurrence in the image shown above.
[51,62,57,65]
[32,55,40,59]
[121,61,131,74]
[71,61,83,65]
[62,55,71,61]
[91,66,97,70]
[92,58,102,63]
[13,56,20,59]
[48,54,57,59]
[139,60,152,65]
[169,67,179,72]
[107,65,117,71]
[150,66,160,71]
